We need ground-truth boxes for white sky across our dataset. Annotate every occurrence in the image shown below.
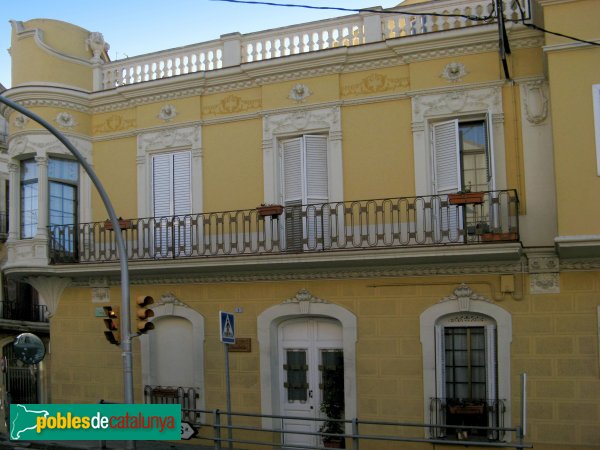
[1,0,403,89]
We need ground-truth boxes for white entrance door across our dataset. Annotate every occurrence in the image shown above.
[279,318,343,448]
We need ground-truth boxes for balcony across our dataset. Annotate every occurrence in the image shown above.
[0,301,49,323]
[48,190,519,266]
[96,0,532,91]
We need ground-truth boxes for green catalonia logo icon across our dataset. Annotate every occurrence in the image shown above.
[10,404,181,441]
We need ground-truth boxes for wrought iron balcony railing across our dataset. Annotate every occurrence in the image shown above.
[430,397,507,441]
[48,190,519,264]
[0,301,49,323]
[144,385,200,425]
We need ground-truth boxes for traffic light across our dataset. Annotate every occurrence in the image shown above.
[103,306,120,345]
[136,295,155,334]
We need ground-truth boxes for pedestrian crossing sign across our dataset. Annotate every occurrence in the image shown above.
[219,311,235,344]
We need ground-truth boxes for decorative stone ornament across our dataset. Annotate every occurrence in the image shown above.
[158,104,177,121]
[288,83,312,102]
[523,80,549,124]
[440,283,489,311]
[86,31,110,64]
[440,62,468,83]
[55,112,77,128]
[14,114,28,129]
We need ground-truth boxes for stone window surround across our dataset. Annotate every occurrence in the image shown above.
[411,86,507,197]
[139,296,206,414]
[136,125,203,218]
[420,291,512,439]
[262,106,344,205]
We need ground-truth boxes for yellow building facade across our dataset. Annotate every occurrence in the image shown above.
[1,0,599,449]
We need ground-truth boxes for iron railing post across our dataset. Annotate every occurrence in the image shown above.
[214,409,222,450]
[352,417,360,450]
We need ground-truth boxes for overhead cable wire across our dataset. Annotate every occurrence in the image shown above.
[512,0,600,46]
[211,0,496,22]
[212,0,600,47]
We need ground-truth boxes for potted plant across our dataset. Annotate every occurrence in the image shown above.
[256,203,284,217]
[319,362,345,448]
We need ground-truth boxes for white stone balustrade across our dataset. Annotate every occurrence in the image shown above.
[97,0,530,91]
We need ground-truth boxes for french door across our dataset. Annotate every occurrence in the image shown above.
[278,318,343,448]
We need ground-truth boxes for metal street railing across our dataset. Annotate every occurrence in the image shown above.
[181,407,531,450]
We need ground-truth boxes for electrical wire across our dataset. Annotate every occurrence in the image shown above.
[512,0,600,46]
[212,0,600,47]
[211,0,496,22]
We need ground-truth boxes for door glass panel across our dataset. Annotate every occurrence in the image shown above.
[285,350,308,402]
[320,350,344,420]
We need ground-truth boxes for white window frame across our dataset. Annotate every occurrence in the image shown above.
[593,84,600,176]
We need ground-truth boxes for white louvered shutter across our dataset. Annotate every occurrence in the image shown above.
[433,120,460,194]
[173,152,192,216]
[282,138,303,250]
[153,154,172,218]
[172,152,192,254]
[304,135,329,249]
[432,120,461,242]
[152,151,192,257]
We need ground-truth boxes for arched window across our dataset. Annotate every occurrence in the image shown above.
[140,293,205,424]
[420,284,512,441]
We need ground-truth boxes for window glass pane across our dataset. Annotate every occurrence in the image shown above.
[444,327,486,401]
[285,350,307,402]
[321,350,344,420]
[49,182,77,226]
[459,121,489,192]
[21,159,38,181]
[20,183,38,238]
[49,158,78,182]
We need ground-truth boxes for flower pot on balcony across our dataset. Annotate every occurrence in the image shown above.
[257,204,284,217]
[480,232,518,242]
[104,219,133,231]
[323,437,345,448]
[448,403,486,415]
[448,192,484,205]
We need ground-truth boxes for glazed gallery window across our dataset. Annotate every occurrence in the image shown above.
[20,158,79,240]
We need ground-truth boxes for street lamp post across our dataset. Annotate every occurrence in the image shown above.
[0,95,136,411]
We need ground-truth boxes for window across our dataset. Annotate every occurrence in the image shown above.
[21,158,79,253]
[48,158,79,258]
[436,318,498,440]
[152,151,192,257]
[280,135,329,250]
[420,286,511,442]
[432,118,494,240]
[432,118,493,195]
[20,159,38,239]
